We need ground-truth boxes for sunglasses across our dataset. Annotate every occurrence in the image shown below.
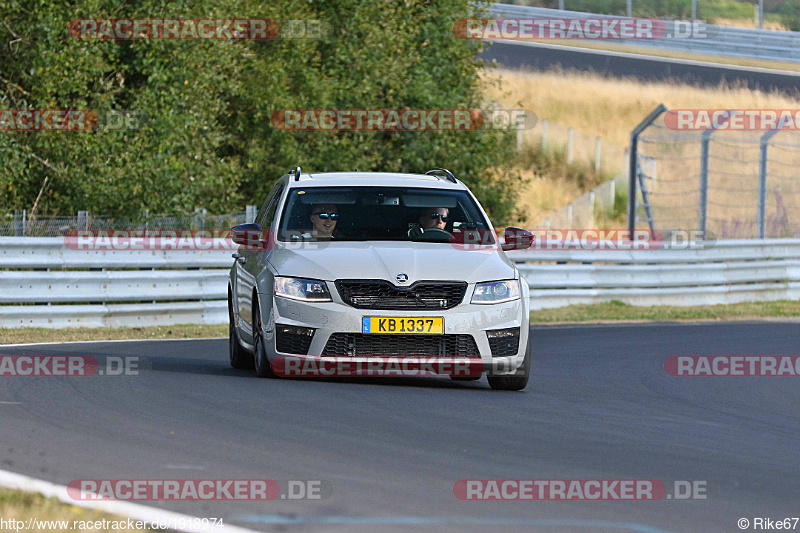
[313,212,339,220]
[429,213,449,222]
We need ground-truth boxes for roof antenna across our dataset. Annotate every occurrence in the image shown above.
[292,166,301,181]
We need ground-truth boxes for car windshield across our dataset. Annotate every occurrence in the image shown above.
[277,186,494,243]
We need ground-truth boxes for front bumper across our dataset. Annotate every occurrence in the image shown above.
[260,287,529,376]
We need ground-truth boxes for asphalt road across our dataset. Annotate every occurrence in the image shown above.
[480,41,800,93]
[1,322,799,532]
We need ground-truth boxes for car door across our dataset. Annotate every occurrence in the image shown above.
[236,181,282,341]
[237,180,285,344]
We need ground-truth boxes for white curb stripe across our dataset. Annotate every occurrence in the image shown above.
[0,468,266,533]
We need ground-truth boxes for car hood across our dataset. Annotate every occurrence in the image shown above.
[266,241,515,284]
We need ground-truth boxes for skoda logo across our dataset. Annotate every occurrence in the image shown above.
[396,273,409,284]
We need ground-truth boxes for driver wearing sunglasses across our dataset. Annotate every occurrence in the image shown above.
[310,204,339,239]
[407,207,450,239]
[420,207,449,230]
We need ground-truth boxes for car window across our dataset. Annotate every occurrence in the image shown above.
[256,181,282,227]
[277,186,493,243]
[262,184,285,231]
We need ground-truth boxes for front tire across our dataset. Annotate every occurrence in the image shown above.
[229,305,253,370]
[487,339,530,391]
[252,299,277,378]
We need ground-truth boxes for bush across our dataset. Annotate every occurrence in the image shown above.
[780,0,800,30]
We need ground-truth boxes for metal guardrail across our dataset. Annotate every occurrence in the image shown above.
[1,238,799,328]
[510,239,800,309]
[488,4,800,63]
[0,237,231,329]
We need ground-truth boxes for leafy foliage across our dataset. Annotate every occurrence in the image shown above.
[0,0,523,225]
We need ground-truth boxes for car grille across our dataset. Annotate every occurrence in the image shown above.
[322,333,479,357]
[275,325,315,355]
[487,327,520,357]
[335,280,467,310]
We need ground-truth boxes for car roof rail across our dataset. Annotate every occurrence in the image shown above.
[425,168,457,183]
[290,166,301,181]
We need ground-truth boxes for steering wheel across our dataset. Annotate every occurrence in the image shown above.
[412,227,451,242]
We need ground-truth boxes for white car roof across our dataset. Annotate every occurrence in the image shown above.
[286,172,467,190]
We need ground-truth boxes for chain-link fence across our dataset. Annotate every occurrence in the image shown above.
[632,109,800,239]
[0,208,255,237]
[520,118,629,178]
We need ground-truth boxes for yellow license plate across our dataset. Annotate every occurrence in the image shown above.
[362,317,443,334]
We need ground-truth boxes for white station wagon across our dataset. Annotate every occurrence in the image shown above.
[228,168,532,390]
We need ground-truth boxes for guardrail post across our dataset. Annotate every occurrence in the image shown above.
[758,126,784,238]
[516,111,525,151]
[628,104,667,234]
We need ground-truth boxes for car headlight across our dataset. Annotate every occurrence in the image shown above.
[274,276,332,302]
[471,280,520,304]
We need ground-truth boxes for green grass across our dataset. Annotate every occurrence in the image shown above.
[0,488,157,532]
[531,299,800,323]
[0,324,227,345]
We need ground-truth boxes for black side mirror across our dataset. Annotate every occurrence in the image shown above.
[502,227,533,251]
[231,223,261,246]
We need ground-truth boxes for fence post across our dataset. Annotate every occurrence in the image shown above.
[567,128,574,163]
[628,104,668,234]
[595,136,602,174]
[542,120,548,151]
[194,208,207,230]
[758,126,783,238]
[567,203,573,227]
[246,205,258,224]
[610,179,615,208]
[77,211,89,231]
[699,110,739,239]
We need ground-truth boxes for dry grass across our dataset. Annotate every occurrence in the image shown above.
[531,299,800,323]
[487,69,800,231]
[0,489,158,533]
[0,324,227,345]
[485,68,800,145]
[713,17,787,30]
